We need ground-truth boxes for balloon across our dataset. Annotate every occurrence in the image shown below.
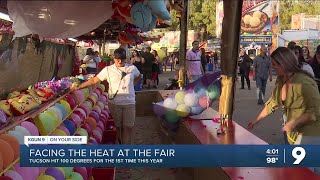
[89,111,99,122]
[68,172,84,180]
[163,97,178,110]
[0,134,19,159]
[38,175,55,180]
[98,97,107,106]
[199,96,213,109]
[175,91,185,104]
[157,49,166,61]
[91,93,99,101]
[74,108,86,120]
[92,130,102,143]
[4,170,23,180]
[193,83,208,98]
[92,106,101,116]
[71,113,82,128]
[0,176,12,180]
[184,93,199,107]
[208,84,220,100]
[48,106,63,122]
[7,130,24,144]
[99,84,105,92]
[14,163,39,180]
[88,137,98,145]
[191,106,204,115]
[97,121,105,131]
[14,126,31,136]
[81,123,92,137]
[79,105,90,117]
[53,129,68,136]
[141,15,157,32]
[0,139,14,168]
[176,104,191,117]
[76,128,88,137]
[45,167,65,180]
[54,103,67,119]
[60,100,72,114]
[64,120,76,135]
[86,117,97,129]
[57,125,71,136]
[74,90,85,103]
[95,127,103,135]
[38,111,58,134]
[21,121,39,136]
[165,111,179,123]
[0,109,7,124]
[153,102,166,117]
[97,102,105,110]
[65,94,77,110]
[74,167,88,180]
[61,167,73,178]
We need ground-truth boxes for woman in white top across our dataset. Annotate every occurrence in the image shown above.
[293,45,314,77]
[83,48,97,74]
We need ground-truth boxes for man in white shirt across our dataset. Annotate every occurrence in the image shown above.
[186,41,204,82]
[74,48,142,144]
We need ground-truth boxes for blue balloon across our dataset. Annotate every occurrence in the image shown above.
[191,106,204,115]
[64,120,76,135]
[54,103,67,119]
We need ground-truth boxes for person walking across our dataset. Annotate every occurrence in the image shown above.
[141,47,154,89]
[239,48,252,90]
[253,46,272,105]
[200,48,207,74]
[186,40,204,82]
[73,47,141,145]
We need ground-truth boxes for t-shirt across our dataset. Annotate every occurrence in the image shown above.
[83,55,96,68]
[141,52,154,73]
[253,54,271,80]
[302,62,314,77]
[97,64,140,105]
[186,49,202,75]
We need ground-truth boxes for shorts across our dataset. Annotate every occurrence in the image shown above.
[151,72,158,80]
[108,103,136,128]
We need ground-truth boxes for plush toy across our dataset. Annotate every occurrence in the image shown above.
[0,100,13,117]
[7,91,20,99]
[26,89,47,103]
[18,94,40,106]
[147,0,171,20]
[130,2,152,29]
[140,15,157,32]
[10,101,26,116]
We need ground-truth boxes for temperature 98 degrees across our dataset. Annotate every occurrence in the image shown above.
[292,147,306,165]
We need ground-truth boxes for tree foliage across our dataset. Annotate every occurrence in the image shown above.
[279,0,320,30]
[166,0,216,38]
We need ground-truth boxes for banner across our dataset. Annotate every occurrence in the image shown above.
[20,145,320,167]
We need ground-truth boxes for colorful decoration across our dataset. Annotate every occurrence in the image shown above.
[153,72,221,129]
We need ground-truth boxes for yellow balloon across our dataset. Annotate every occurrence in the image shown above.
[38,175,56,180]
[158,49,166,61]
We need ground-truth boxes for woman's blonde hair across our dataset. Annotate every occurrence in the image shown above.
[270,47,313,79]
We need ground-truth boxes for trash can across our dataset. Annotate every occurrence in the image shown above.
[207,63,213,71]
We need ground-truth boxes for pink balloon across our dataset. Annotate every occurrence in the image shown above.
[71,114,82,128]
[20,121,39,136]
[74,108,86,119]
[91,93,99,100]
[92,106,101,116]
[92,130,102,143]
[65,95,77,110]
[0,109,7,124]
[98,96,107,105]
[74,167,88,180]
[95,127,103,135]
[97,121,105,131]
[89,111,99,122]
[94,88,102,97]
[14,163,40,180]
[101,110,109,119]
[199,96,213,108]
[80,105,90,116]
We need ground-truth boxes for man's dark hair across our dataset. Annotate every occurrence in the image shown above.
[146,47,151,52]
[192,41,199,45]
[287,41,296,50]
[114,48,126,60]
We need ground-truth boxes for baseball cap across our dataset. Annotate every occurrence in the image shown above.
[114,48,126,59]
[316,45,320,54]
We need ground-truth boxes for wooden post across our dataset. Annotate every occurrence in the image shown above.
[178,0,189,89]
[219,0,243,130]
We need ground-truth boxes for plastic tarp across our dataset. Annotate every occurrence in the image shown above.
[7,1,113,39]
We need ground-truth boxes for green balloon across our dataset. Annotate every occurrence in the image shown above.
[67,172,84,180]
[208,84,219,100]
[165,110,179,123]
[62,167,74,178]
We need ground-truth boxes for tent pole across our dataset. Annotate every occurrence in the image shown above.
[219,0,243,131]
[178,0,189,89]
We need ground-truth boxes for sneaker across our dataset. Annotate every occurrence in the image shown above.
[257,100,264,105]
